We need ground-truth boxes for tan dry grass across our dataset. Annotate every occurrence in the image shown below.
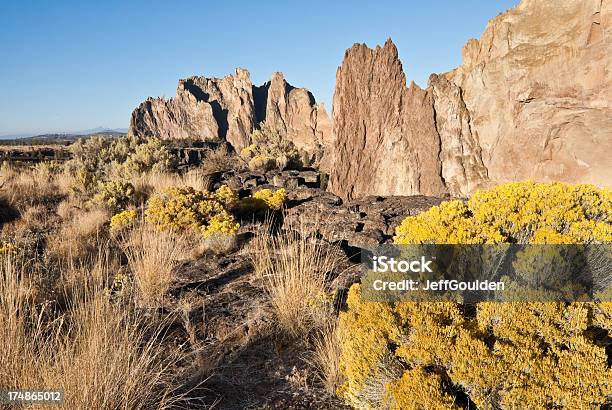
[46,207,109,264]
[306,320,344,394]
[0,163,60,211]
[0,255,187,410]
[250,224,338,337]
[181,168,211,191]
[123,224,189,306]
[132,169,211,203]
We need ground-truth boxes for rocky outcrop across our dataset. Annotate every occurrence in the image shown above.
[209,167,443,249]
[429,74,489,195]
[258,72,332,155]
[449,0,611,188]
[329,0,611,199]
[129,69,331,154]
[129,69,254,148]
[328,40,448,200]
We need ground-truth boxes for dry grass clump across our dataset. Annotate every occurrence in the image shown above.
[0,162,63,211]
[199,145,236,176]
[250,222,348,394]
[0,256,187,410]
[123,224,189,306]
[47,207,109,264]
[306,320,344,395]
[131,169,211,203]
[250,224,338,337]
[182,168,211,191]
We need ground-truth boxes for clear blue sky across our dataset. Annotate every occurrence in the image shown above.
[0,0,518,136]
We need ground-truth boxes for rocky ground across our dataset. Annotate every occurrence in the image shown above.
[154,168,444,408]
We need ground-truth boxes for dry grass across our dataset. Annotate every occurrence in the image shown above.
[306,320,344,394]
[132,169,211,203]
[0,162,61,211]
[123,224,189,306]
[181,168,211,191]
[0,256,187,410]
[47,207,109,264]
[251,224,338,337]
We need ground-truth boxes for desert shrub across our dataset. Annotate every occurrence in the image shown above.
[199,145,236,176]
[394,181,612,244]
[145,185,240,238]
[110,209,138,233]
[121,137,174,175]
[246,154,277,172]
[241,122,301,171]
[67,135,174,198]
[93,180,135,212]
[253,188,287,210]
[339,182,612,409]
[235,188,287,215]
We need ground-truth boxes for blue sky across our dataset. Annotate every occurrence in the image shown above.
[0,0,518,136]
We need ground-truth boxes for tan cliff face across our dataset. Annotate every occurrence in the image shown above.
[328,0,611,200]
[450,0,611,187]
[327,40,448,199]
[129,69,331,154]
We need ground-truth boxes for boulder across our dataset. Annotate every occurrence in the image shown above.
[284,193,444,248]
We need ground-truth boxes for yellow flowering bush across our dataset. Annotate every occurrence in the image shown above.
[247,155,277,172]
[0,241,18,256]
[236,188,287,214]
[145,185,239,238]
[339,182,612,409]
[395,181,612,244]
[253,188,287,211]
[110,209,138,232]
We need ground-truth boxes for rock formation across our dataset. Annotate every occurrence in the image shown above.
[258,72,332,155]
[129,69,331,154]
[450,0,611,188]
[329,0,611,199]
[328,40,447,199]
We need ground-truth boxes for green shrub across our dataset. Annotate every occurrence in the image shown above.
[339,182,612,409]
[121,138,174,175]
[93,180,135,213]
[241,122,302,171]
[67,135,174,198]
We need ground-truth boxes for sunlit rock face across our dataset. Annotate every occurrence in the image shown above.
[129,68,330,154]
[329,0,611,199]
